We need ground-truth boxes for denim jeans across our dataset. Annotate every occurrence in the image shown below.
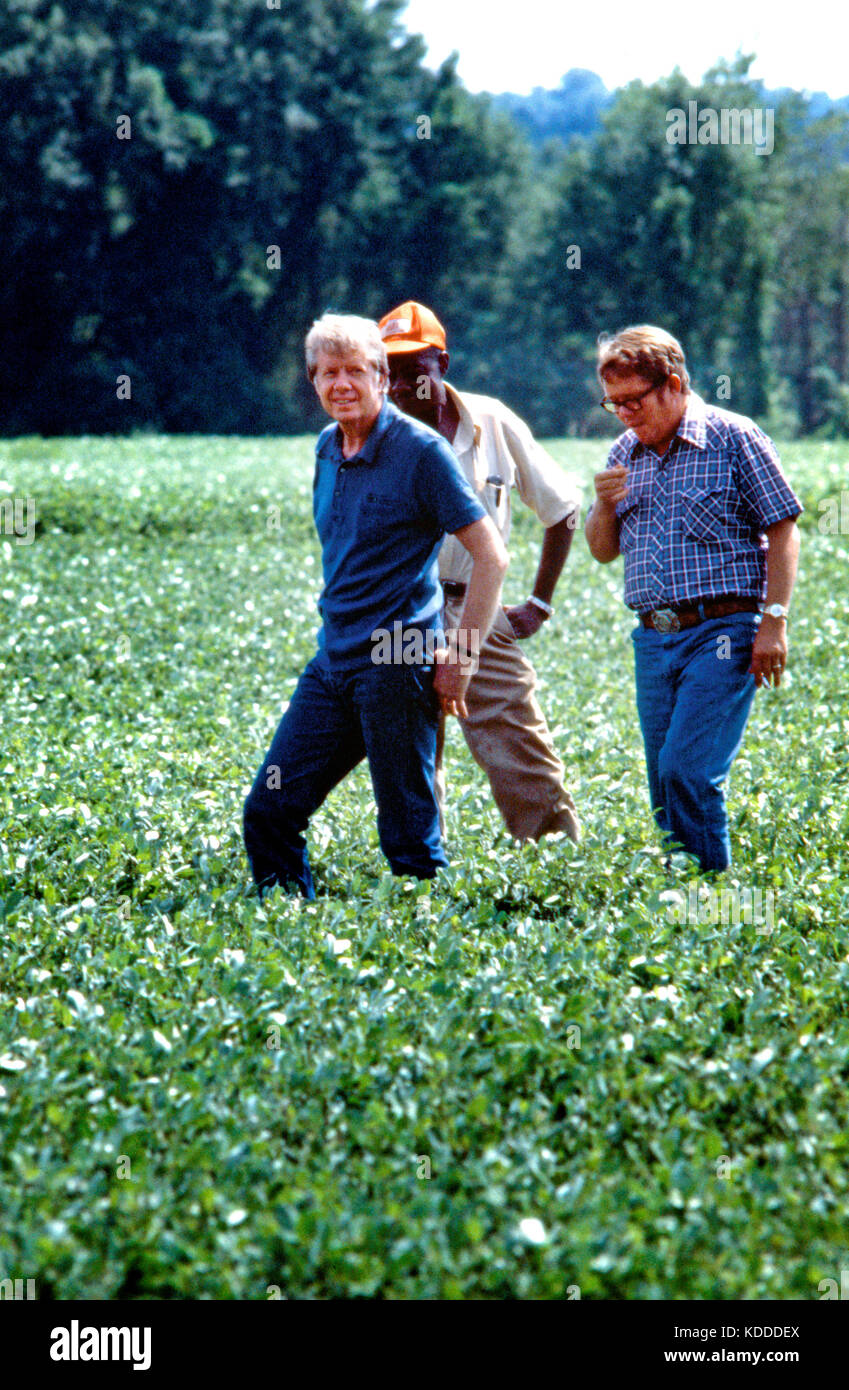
[243,651,447,898]
[631,612,759,871]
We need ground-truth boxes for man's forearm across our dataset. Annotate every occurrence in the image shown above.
[749,518,801,687]
[435,516,508,716]
[531,512,577,603]
[764,518,800,606]
[447,516,508,658]
[585,500,621,562]
[455,551,507,663]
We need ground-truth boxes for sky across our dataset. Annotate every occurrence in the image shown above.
[399,0,848,99]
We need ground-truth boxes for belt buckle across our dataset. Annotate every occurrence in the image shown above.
[651,607,680,634]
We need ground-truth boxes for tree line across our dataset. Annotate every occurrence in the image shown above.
[2,0,847,438]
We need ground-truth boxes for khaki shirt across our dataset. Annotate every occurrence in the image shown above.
[439,384,581,585]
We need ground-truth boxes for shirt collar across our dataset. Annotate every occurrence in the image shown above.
[625,391,707,461]
[675,392,708,449]
[445,382,481,452]
[317,395,396,464]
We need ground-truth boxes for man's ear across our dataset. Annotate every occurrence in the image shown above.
[437,350,450,376]
[668,372,682,393]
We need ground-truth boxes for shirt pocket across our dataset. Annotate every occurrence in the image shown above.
[360,490,406,536]
[616,492,644,554]
[483,472,507,520]
[680,484,734,544]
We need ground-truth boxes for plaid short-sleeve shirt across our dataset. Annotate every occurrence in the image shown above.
[606,394,802,612]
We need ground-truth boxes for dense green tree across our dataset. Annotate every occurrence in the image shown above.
[0,7,847,436]
[498,59,783,433]
[0,0,527,432]
[770,108,849,433]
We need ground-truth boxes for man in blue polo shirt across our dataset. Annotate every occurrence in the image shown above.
[586,324,802,871]
[243,313,508,898]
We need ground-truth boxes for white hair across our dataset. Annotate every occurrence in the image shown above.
[305,314,388,380]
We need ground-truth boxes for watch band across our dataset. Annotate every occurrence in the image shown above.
[529,595,553,616]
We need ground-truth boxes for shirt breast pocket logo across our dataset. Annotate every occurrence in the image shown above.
[680,484,733,544]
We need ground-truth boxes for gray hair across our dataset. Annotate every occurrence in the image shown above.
[305,313,388,381]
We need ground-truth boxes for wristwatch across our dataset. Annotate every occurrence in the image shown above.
[763,603,789,619]
[529,595,553,617]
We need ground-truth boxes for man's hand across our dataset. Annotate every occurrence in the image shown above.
[749,615,788,688]
[504,600,547,639]
[593,464,629,507]
[433,643,473,719]
[586,466,627,563]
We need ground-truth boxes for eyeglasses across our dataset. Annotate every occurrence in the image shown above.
[600,381,664,414]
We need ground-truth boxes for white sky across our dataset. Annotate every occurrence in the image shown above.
[399,0,848,98]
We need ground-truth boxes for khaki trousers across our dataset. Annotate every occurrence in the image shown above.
[436,600,580,842]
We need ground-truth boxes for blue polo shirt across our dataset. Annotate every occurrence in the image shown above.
[313,398,485,667]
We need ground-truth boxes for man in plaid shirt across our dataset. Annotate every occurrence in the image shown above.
[585,325,802,870]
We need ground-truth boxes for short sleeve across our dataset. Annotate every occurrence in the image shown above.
[415,439,486,535]
[501,411,581,525]
[733,425,803,528]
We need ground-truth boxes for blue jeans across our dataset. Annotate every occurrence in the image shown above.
[243,652,447,898]
[631,612,759,871]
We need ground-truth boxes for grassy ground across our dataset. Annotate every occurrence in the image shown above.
[0,433,846,1299]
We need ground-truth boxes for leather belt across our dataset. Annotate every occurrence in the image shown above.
[442,580,467,599]
[639,597,760,633]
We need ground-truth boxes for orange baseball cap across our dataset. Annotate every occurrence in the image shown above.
[378,301,447,354]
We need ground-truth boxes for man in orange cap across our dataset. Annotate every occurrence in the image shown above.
[379,300,582,843]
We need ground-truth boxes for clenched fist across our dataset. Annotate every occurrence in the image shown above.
[593,464,629,507]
